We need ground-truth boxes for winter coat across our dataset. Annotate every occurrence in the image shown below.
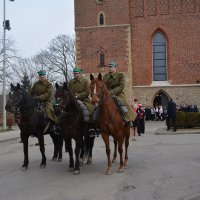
[103,72,135,122]
[30,79,57,122]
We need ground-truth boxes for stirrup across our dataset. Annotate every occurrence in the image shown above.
[89,128,96,138]
[53,125,61,135]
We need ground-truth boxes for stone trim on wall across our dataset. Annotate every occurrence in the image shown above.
[75,24,130,30]
[132,85,200,108]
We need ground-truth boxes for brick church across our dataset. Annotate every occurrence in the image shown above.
[74,0,200,107]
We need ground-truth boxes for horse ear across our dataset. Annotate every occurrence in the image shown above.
[90,74,94,81]
[17,83,21,89]
[55,82,59,89]
[98,73,102,81]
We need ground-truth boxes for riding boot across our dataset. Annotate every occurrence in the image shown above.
[43,120,51,134]
[53,125,61,135]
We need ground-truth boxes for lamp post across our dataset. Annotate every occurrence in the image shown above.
[2,0,13,130]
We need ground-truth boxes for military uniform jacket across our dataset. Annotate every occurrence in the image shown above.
[68,77,93,115]
[30,80,52,103]
[103,72,135,122]
[30,80,57,122]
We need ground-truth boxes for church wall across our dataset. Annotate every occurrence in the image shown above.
[130,0,200,86]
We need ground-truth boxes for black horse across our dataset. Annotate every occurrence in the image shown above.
[5,83,62,169]
[55,82,95,175]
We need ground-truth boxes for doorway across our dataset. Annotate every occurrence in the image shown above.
[153,91,169,107]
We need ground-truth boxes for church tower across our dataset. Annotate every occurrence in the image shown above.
[74,0,133,95]
[75,0,131,72]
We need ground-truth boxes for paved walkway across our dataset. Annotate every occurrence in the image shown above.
[0,121,200,143]
[0,126,20,143]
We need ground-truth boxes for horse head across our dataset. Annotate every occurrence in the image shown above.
[55,82,71,110]
[5,83,26,113]
[54,82,82,123]
[90,73,107,106]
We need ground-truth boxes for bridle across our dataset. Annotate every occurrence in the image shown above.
[91,80,107,107]
[55,87,81,125]
[8,89,38,125]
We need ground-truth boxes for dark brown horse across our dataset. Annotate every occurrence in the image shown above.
[5,84,47,170]
[90,73,130,175]
[55,82,95,175]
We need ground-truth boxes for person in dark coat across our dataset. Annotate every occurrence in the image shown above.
[166,98,177,131]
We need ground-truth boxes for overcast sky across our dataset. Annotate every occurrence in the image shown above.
[0,0,74,58]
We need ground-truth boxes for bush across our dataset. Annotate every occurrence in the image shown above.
[176,111,200,128]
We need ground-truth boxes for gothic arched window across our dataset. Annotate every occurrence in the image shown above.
[99,52,105,66]
[153,32,167,81]
[99,13,104,25]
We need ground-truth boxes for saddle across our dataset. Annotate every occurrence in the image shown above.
[112,96,128,117]
[91,96,128,123]
[77,100,90,122]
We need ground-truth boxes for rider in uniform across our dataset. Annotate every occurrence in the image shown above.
[68,67,96,137]
[30,70,57,132]
[103,60,135,127]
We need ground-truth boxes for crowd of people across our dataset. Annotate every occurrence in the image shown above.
[177,104,199,112]
[129,99,199,140]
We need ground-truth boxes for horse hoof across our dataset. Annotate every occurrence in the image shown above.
[40,164,46,169]
[52,157,57,161]
[57,158,62,162]
[112,159,117,163]
[73,170,80,175]
[117,168,124,173]
[21,166,28,171]
[79,158,83,166]
[124,162,128,166]
[68,167,74,171]
[106,169,112,175]
[83,155,88,164]
[87,157,92,165]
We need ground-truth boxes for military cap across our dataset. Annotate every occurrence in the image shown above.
[108,60,118,68]
[37,70,46,76]
[73,67,83,73]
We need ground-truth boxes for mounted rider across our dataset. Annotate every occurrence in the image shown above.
[30,70,57,131]
[103,60,135,127]
[68,67,97,136]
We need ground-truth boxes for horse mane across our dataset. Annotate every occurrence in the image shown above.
[63,82,82,113]
[90,73,111,105]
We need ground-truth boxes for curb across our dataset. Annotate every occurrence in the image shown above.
[155,128,200,135]
[0,137,20,143]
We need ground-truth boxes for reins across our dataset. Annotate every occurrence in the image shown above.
[55,87,82,126]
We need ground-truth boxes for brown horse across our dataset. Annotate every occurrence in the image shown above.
[90,73,130,175]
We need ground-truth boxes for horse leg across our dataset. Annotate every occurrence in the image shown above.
[67,139,74,171]
[73,140,81,175]
[50,131,58,161]
[87,136,95,165]
[79,137,85,166]
[21,134,29,170]
[117,139,124,173]
[112,138,117,163]
[38,134,46,168]
[124,129,130,166]
[102,134,112,175]
[57,136,63,162]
